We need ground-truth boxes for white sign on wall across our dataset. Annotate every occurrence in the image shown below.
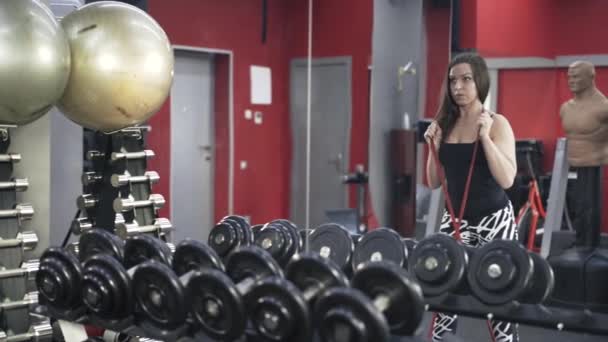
[250,65,272,105]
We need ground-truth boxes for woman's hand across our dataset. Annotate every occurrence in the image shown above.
[424,121,443,148]
[478,111,494,139]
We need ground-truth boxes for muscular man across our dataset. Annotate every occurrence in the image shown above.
[560,61,608,246]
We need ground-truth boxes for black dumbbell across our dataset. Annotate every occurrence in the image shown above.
[78,228,125,262]
[408,234,471,297]
[254,219,301,266]
[207,215,253,259]
[36,247,84,319]
[314,261,425,341]
[308,223,355,272]
[352,227,411,270]
[186,245,283,341]
[172,239,225,276]
[467,239,555,305]
[81,254,133,325]
[81,233,176,332]
[123,233,173,269]
[245,252,350,341]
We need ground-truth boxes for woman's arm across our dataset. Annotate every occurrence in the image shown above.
[480,113,517,189]
[426,150,441,189]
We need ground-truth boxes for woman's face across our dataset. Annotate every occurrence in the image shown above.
[449,63,478,107]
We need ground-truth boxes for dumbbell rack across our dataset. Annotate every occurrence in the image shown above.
[426,294,608,336]
[0,125,51,340]
[72,126,171,243]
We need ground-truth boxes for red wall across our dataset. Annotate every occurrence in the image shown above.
[473,0,608,231]
[147,0,374,225]
[147,0,291,224]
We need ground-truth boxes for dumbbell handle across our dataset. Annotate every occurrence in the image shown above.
[0,260,39,280]
[372,294,390,313]
[0,204,34,220]
[115,218,172,239]
[0,179,28,192]
[0,232,38,251]
[113,194,165,212]
[111,150,154,162]
[111,171,159,187]
[0,292,38,312]
[0,321,52,342]
[81,172,103,187]
[235,277,257,296]
[0,153,20,163]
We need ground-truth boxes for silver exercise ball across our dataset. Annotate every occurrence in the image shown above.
[0,0,71,125]
[58,1,174,133]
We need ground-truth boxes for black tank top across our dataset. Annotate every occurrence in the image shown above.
[438,142,509,220]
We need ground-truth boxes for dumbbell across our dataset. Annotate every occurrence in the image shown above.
[71,217,93,235]
[207,215,253,259]
[308,223,356,272]
[81,172,103,187]
[111,171,160,188]
[36,248,84,317]
[0,204,34,222]
[0,178,28,192]
[408,234,471,297]
[78,228,125,262]
[0,232,38,251]
[0,320,53,342]
[113,194,165,213]
[122,239,224,337]
[115,218,173,239]
[172,239,224,276]
[254,219,301,266]
[0,260,39,281]
[314,262,425,342]
[81,233,174,327]
[186,245,283,341]
[352,227,413,270]
[0,153,20,163]
[246,252,350,341]
[0,291,39,315]
[111,150,155,162]
[76,194,98,210]
[467,239,555,305]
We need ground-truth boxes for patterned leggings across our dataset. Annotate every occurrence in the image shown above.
[431,202,519,342]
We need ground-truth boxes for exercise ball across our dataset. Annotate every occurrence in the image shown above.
[0,0,71,125]
[58,1,174,132]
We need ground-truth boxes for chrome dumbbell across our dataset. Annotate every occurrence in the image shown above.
[0,260,39,281]
[81,172,103,187]
[0,232,38,251]
[111,150,155,162]
[0,179,28,192]
[113,194,165,213]
[0,204,34,222]
[111,171,160,188]
[0,153,21,164]
[70,218,93,235]
[0,320,53,342]
[0,291,38,313]
[76,194,98,210]
[115,218,173,239]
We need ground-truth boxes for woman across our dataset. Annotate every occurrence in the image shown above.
[424,52,519,342]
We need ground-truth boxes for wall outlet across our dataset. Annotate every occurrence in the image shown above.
[240,160,248,170]
[254,111,263,125]
[245,109,253,120]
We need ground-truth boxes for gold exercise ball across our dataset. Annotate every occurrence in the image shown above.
[0,0,70,125]
[58,1,174,132]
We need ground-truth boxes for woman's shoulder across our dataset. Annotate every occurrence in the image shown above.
[489,112,514,136]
